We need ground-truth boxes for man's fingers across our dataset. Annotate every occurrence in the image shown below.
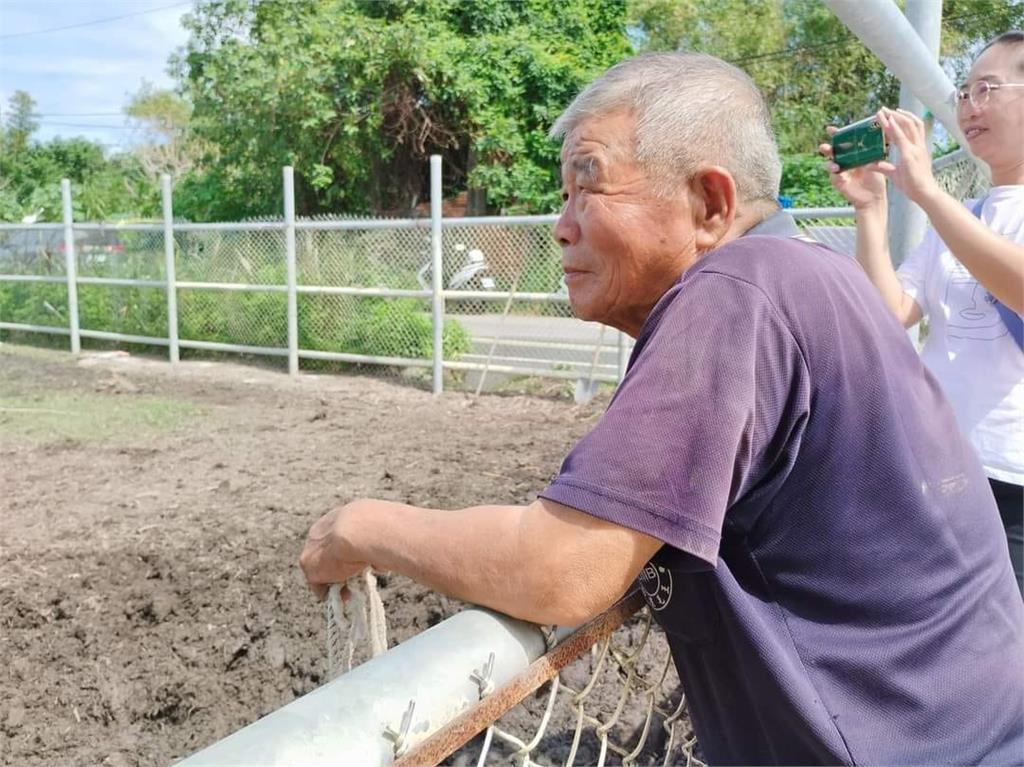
[825,125,838,136]
[311,582,329,601]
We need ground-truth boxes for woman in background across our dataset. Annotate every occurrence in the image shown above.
[822,31,1024,593]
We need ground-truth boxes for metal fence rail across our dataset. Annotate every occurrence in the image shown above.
[0,150,980,395]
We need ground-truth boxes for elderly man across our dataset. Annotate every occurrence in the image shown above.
[301,52,1023,765]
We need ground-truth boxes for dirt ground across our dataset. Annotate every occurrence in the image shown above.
[0,343,685,767]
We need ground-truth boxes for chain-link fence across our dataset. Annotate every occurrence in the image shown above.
[0,149,985,394]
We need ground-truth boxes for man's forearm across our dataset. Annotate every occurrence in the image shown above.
[344,499,542,619]
[341,498,644,626]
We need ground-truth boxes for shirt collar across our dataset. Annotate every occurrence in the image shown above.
[744,208,802,239]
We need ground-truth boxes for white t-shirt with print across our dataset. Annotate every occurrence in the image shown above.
[897,184,1024,485]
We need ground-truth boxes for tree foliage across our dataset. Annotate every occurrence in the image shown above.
[2,91,39,157]
[171,0,631,220]
[125,81,207,186]
[4,1,1023,221]
[0,135,158,223]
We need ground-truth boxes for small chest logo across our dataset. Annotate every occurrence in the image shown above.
[638,563,673,611]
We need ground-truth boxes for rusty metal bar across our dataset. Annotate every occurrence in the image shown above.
[393,590,646,767]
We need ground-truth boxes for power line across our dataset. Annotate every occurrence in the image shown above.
[725,9,1004,68]
[31,112,126,117]
[0,1,191,41]
[37,121,135,130]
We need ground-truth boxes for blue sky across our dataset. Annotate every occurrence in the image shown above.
[0,0,192,151]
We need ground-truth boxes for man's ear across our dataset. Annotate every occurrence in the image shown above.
[689,166,738,253]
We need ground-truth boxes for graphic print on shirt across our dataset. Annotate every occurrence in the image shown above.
[639,561,673,611]
[943,260,1006,341]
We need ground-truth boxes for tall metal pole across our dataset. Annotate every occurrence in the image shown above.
[890,0,943,268]
[822,0,959,142]
[161,174,180,363]
[616,330,628,382]
[283,166,299,376]
[430,155,444,396]
[61,179,81,354]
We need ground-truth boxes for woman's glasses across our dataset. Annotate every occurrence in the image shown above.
[955,80,1024,109]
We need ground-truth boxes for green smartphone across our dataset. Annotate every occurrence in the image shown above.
[831,115,888,171]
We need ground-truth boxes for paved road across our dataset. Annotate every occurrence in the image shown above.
[453,313,631,380]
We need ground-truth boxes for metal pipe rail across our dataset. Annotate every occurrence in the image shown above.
[173,608,549,767]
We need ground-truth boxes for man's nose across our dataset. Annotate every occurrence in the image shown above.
[554,201,578,247]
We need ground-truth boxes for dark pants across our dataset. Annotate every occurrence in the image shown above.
[990,478,1024,596]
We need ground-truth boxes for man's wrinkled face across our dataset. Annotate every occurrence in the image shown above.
[554,111,698,335]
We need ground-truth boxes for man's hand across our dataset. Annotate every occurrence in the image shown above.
[299,502,371,601]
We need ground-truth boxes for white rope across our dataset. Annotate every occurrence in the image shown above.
[325,569,388,679]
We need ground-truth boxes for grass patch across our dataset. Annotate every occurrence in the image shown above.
[0,392,195,444]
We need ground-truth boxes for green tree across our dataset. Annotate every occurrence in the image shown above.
[1,90,39,156]
[0,136,158,222]
[125,81,206,186]
[628,0,1024,205]
[171,0,631,219]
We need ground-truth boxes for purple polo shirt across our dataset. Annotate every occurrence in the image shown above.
[541,214,1024,765]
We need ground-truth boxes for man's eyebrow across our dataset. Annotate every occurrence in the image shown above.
[570,156,601,182]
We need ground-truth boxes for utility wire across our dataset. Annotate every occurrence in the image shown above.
[36,121,135,130]
[30,112,126,118]
[0,1,191,41]
[724,9,1004,67]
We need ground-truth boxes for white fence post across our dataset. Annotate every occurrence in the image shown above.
[162,174,180,363]
[430,155,444,396]
[61,179,81,354]
[283,166,299,376]
[617,330,628,382]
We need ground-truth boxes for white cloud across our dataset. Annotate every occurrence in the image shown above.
[0,0,192,149]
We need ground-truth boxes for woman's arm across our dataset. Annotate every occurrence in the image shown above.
[821,132,923,327]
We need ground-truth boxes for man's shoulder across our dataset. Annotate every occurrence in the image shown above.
[697,233,844,279]
[679,234,855,315]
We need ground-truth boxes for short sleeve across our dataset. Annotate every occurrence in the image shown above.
[540,273,809,568]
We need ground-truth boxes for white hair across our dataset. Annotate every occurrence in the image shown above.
[551,52,782,203]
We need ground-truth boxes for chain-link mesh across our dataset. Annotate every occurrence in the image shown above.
[340,593,704,767]
[933,148,989,201]
[296,222,436,377]
[174,228,288,350]
[73,228,168,343]
[469,610,702,767]
[76,284,169,340]
[440,222,626,392]
[795,214,858,256]
[0,226,66,276]
[0,227,69,335]
[296,224,427,290]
